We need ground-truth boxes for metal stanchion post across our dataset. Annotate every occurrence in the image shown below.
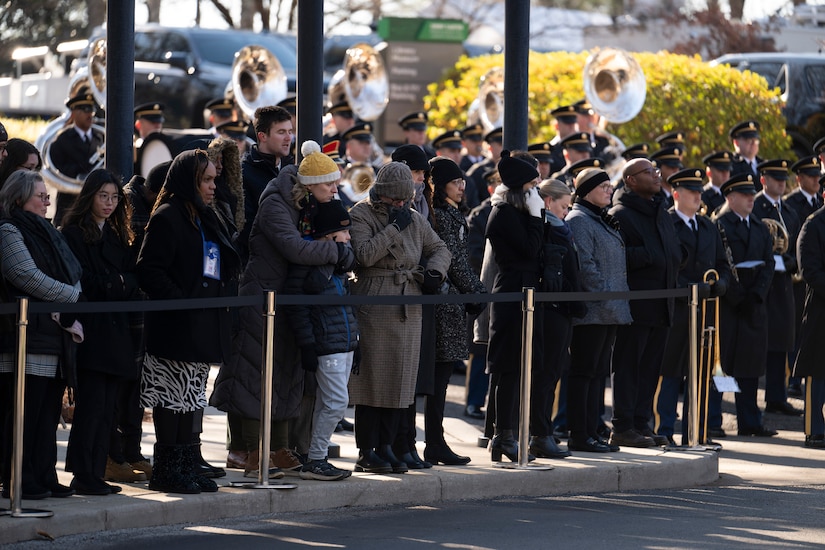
[494,287,551,470]
[230,291,296,490]
[1,298,53,518]
[682,284,708,452]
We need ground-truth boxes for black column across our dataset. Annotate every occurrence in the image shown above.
[503,0,530,152]
[106,0,136,181]
[296,0,325,162]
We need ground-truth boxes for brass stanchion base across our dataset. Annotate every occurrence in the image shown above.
[228,481,298,490]
[491,462,554,471]
[0,508,54,518]
[664,444,721,453]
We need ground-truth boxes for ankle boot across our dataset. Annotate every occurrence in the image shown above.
[148,444,200,494]
[354,449,393,473]
[375,445,408,473]
[408,446,432,469]
[529,435,571,459]
[489,430,535,462]
[184,444,219,492]
[192,444,226,479]
[424,443,471,465]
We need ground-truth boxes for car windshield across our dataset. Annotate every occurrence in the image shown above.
[189,30,297,70]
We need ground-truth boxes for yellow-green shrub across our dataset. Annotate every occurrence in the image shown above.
[425,51,793,170]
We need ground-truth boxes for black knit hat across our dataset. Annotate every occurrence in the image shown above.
[146,160,172,193]
[391,144,429,171]
[311,200,352,238]
[429,157,464,187]
[497,150,539,189]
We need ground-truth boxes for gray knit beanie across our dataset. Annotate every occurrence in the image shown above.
[371,161,415,201]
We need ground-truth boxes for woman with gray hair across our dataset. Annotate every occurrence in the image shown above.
[348,161,450,473]
[0,169,82,499]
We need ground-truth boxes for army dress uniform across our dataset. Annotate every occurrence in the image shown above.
[465,127,502,205]
[729,121,764,189]
[548,105,579,175]
[712,174,775,434]
[701,151,734,216]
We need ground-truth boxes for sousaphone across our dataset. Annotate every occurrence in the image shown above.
[232,45,288,120]
[326,43,388,122]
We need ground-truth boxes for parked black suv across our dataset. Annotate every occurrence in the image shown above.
[82,25,297,128]
[711,52,825,156]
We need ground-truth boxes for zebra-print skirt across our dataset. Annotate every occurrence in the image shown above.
[140,353,209,412]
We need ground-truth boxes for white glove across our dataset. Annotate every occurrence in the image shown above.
[525,187,544,218]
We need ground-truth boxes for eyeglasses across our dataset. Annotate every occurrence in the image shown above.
[96,192,120,203]
[599,183,613,191]
[35,193,50,203]
[627,167,661,179]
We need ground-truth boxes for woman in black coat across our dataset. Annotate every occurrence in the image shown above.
[61,169,142,495]
[137,149,241,494]
[485,151,543,462]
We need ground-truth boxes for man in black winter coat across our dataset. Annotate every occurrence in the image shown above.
[608,158,682,448]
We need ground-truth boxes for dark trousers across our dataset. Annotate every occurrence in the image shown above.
[425,361,454,448]
[354,405,400,450]
[733,376,762,430]
[568,324,617,443]
[67,369,119,481]
[611,324,670,433]
[490,371,519,432]
[764,350,789,403]
[109,377,144,463]
[153,407,195,446]
[1,373,65,491]
[804,376,825,436]
[394,402,418,455]
[532,308,570,437]
[466,343,489,408]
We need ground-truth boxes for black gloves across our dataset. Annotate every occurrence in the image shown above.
[709,278,727,298]
[352,345,361,375]
[783,254,798,274]
[697,282,711,300]
[389,206,412,231]
[422,269,443,294]
[465,302,487,316]
[335,242,356,274]
[300,346,318,372]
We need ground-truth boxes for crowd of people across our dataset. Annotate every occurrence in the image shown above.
[2,86,825,502]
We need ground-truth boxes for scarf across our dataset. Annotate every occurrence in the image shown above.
[576,197,620,232]
[6,209,82,288]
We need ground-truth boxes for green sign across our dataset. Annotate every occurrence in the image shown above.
[377,17,468,43]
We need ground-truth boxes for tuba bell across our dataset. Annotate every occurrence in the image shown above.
[583,47,646,124]
[326,43,389,122]
[231,45,288,120]
[466,67,504,132]
[762,217,789,254]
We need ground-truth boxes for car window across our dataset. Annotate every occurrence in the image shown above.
[162,32,191,56]
[805,65,825,104]
[188,31,297,71]
[135,32,167,64]
[740,62,784,89]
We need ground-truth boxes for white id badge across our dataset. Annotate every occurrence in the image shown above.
[203,240,220,280]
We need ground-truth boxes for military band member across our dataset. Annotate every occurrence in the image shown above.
[551,132,593,189]
[432,130,463,165]
[465,127,503,205]
[655,130,686,150]
[655,169,731,446]
[398,111,435,158]
[460,123,486,172]
[324,101,356,157]
[751,159,802,416]
[50,91,104,227]
[342,122,376,167]
[548,105,580,175]
[205,97,236,137]
[793,200,825,448]
[650,146,684,209]
[621,143,650,161]
[134,102,165,141]
[711,173,776,436]
[813,137,825,175]
[216,120,251,156]
[527,142,553,180]
[729,121,764,187]
[573,100,611,161]
[702,151,733,215]
[559,157,605,192]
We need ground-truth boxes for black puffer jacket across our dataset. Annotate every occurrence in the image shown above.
[283,263,358,355]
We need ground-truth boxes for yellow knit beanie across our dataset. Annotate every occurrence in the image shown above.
[298,140,340,185]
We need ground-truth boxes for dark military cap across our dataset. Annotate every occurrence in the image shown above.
[341,122,373,142]
[462,123,484,141]
[0,121,7,142]
[791,155,821,176]
[573,99,593,115]
[702,150,733,171]
[569,157,604,176]
[550,105,578,125]
[813,136,825,155]
[481,167,500,184]
[559,132,592,152]
[398,111,428,131]
[216,120,249,139]
[484,127,503,144]
[205,97,234,116]
[621,143,650,161]
[729,120,761,140]
[527,142,553,161]
[134,102,165,123]
[66,92,99,111]
[721,173,757,195]
[668,168,705,192]
[323,140,345,165]
[327,101,353,117]
[655,130,685,147]
[276,96,297,116]
[650,146,684,168]
[757,158,790,180]
[432,130,464,150]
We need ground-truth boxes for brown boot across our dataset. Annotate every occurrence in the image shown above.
[271,448,303,477]
[131,459,153,479]
[227,450,248,469]
[243,450,285,479]
[104,457,148,483]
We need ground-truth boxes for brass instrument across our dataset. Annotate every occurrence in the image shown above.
[716,222,739,283]
[326,43,388,122]
[231,45,288,120]
[762,217,789,254]
[339,162,375,204]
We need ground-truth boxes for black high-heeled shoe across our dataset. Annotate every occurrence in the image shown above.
[424,444,471,465]
[489,430,535,462]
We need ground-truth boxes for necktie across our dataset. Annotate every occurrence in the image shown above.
[83,134,89,144]
[689,219,696,232]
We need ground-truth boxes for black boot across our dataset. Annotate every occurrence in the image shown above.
[424,443,471,465]
[183,444,218,492]
[376,445,408,473]
[192,443,226,479]
[489,430,535,462]
[408,446,432,469]
[529,435,571,459]
[354,449,393,473]
[148,444,200,494]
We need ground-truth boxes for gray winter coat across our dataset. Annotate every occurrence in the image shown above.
[566,201,633,327]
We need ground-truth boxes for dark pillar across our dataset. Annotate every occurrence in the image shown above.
[106,0,136,181]
[503,0,530,152]
[296,0,325,162]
